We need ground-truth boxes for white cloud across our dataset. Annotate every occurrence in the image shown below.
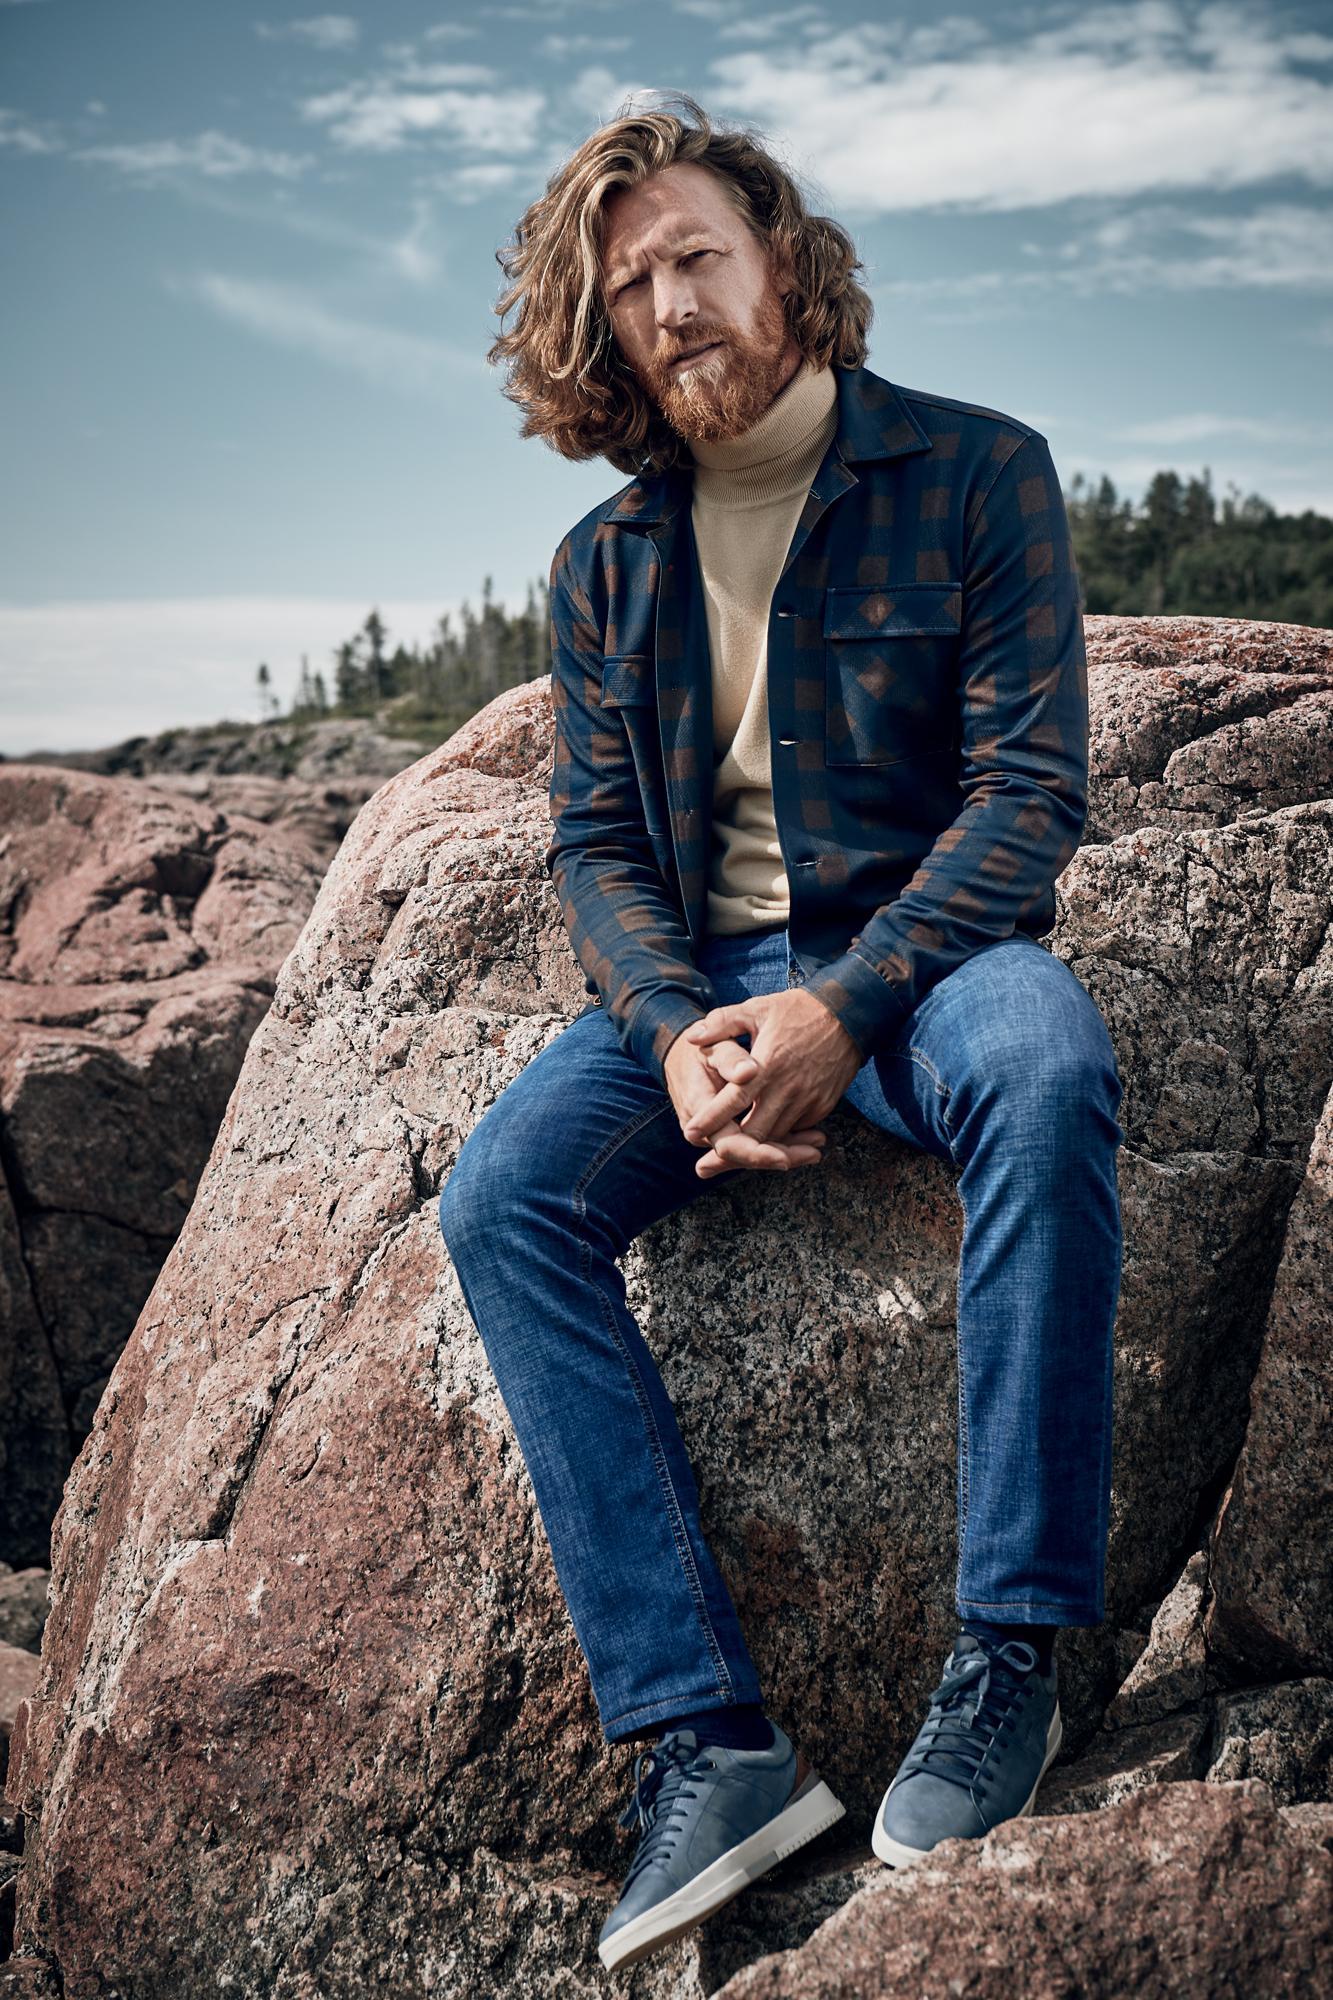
[540,32,633,57]
[74,129,314,181]
[1108,412,1333,447]
[701,2,1333,215]
[380,60,499,87]
[426,159,531,203]
[0,597,458,756]
[383,194,444,283]
[298,74,543,152]
[715,6,833,45]
[564,68,663,127]
[141,177,443,281]
[254,15,360,52]
[1057,201,1333,295]
[167,270,484,399]
[871,201,1333,312]
[0,106,61,153]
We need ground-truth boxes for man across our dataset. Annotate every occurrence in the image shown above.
[439,92,1124,1974]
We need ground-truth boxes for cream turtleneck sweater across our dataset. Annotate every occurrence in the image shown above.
[689,354,838,935]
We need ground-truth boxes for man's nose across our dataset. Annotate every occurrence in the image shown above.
[654,274,699,332]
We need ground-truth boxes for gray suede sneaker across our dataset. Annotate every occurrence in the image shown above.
[872,1631,1062,1869]
[597,1721,845,1972]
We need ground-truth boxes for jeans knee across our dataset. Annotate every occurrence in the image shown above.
[976,1030,1121,1139]
[437,1177,456,1248]
[438,1146,490,1255]
[439,1136,532,1263]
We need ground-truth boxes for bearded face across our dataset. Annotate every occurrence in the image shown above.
[600,161,803,446]
[632,280,794,444]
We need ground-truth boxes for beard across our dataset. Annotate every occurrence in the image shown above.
[638,284,794,444]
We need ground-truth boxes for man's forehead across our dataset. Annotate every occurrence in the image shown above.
[603,220,718,285]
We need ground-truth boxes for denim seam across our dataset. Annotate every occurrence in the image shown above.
[601,1682,763,1736]
[881,1044,954,1123]
[952,1159,972,1611]
[921,1052,967,1607]
[571,1098,736,1707]
[956,1597,1101,1618]
[907,1042,951,1106]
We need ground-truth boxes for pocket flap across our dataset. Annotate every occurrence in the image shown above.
[823,583,962,641]
[599,654,656,707]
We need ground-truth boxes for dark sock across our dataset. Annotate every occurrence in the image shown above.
[654,1700,775,1750]
[961,1616,1057,1674]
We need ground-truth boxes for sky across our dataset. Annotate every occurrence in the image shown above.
[3,0,1332,754]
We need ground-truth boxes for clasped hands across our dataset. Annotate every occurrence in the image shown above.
[663,987,865,1180]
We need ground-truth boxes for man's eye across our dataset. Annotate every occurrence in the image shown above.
[612,250,711,302]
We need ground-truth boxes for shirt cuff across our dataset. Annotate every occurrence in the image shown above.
[626,989,711,1089]
[799,946,910,1062]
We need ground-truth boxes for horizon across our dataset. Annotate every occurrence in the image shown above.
[4,0,1332,753]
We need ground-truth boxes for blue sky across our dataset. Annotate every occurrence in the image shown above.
[3,0,1332,753]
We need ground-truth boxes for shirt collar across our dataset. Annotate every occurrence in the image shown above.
[603,358,933,528]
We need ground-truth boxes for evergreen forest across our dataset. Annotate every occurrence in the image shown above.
[257,467,1333,741]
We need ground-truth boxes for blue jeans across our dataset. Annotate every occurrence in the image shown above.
[439,923,1124,1745]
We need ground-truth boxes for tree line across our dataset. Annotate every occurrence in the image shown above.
[255,468,1332,734]
[1066,467,1331,626]
[254,576,550,741]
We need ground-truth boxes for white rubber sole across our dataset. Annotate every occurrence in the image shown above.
[871,1700,1063,1869]
[597,1768,847,1972]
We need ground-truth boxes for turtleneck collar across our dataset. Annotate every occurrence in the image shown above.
[688,355,838,507]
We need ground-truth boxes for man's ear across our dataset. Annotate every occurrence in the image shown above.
[768,243,797,300]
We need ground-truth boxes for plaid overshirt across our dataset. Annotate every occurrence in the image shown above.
[545,359,1089,1089]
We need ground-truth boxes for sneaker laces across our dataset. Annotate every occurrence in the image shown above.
[899,1637,1038,1793]
[615,1735,715,1885]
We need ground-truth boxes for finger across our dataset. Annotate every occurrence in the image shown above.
[682,1006,756,1049]
[735,1096,802,1147]
[684,1039,765,1140]
[695,1141,824,1179]
[695,1130,825,1178]
[745,1120,827,1148]
[683,1079,759,1145]
[701,1039,761,1085]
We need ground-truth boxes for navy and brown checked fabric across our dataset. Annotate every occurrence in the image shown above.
[544,360,1089,1089]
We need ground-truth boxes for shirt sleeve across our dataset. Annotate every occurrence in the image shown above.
[544,537,719,1087]
[799,428,1090,1060]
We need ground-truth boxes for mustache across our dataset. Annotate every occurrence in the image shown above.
[658,332,728,366]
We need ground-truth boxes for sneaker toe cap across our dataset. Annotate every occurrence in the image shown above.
[599,1862,670,1941]
[881,1774,987,1849]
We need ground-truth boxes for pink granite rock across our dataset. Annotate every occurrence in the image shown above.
[711,1782,1331,1999]
[1206,1073,1333,1679]
[0,767,325,1562]
[2,623,1331,1995]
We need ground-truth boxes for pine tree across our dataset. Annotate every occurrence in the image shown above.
[362,609,389,702]
[333,640,362,712]
[292,652,317,718]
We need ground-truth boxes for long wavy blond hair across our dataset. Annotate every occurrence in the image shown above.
[488,90,873,476]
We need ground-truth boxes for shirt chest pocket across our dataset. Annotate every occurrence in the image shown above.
[823,583,962,767]
[598,654,670,839]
